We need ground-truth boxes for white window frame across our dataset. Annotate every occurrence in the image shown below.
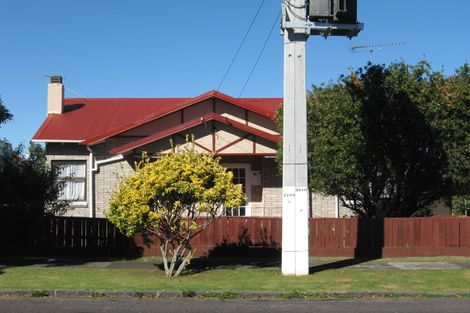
[53,160,87,203]
[223,163,252,217]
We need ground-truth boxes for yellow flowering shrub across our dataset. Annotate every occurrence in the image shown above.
[107,146,244,277]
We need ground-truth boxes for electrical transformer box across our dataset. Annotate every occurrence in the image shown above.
[308,0,357,23]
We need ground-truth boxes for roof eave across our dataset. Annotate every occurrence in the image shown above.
[31,139,83,143]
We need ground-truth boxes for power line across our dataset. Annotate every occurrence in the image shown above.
[65,86,89,100]
[284,0,305,10]
[284,0,306,21]
[238,13,280,98]
[216,0,266,91]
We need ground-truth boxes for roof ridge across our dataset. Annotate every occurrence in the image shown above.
[63,97,191,102]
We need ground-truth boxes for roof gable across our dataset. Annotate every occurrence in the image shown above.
[109,112,281,155]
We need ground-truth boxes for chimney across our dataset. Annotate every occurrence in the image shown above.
[47,75,64,114]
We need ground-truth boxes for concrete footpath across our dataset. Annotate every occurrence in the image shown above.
[2,257,470,270]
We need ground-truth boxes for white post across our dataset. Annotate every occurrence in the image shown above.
[282,0,309,276]
[86,145,95,218]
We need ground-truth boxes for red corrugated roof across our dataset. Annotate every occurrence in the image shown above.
[32,91,282,143]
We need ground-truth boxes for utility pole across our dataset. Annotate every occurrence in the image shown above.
[281,0,309,276]
[281,0,363,276]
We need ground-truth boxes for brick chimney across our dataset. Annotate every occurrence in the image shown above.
[47,75,64,114]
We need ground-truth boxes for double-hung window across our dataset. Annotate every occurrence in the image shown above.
[225,167,246,216]
[53,160,86,201]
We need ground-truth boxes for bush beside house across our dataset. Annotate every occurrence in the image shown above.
[108,147,244,277]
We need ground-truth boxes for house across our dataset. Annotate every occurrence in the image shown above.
[33,76,346,218]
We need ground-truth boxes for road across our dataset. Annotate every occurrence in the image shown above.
[1,297,470,313]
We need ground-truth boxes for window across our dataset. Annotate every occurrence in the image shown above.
[226,168,246,216]
[53,160,86,201]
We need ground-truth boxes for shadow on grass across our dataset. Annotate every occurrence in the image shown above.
[185,246,281,274]
[0,243,144,274]
[180,227,282,274]
[309,218,383,274]
[151,241,281,275]
[309,257,377,274]
[0,255,145,270]
[143,224,280,275]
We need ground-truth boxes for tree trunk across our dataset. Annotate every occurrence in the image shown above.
[160,241,170,276]
[173,248,194,277]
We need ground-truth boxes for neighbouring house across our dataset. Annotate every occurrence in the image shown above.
[33,76,347,218]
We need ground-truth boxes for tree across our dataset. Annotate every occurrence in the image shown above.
[108,147,245,277]
[427,64,470,196]
[0,97,12,126]
[452,196,470,216]
[292,61,469,218]
[0,142,66,217]
[0,98,64,217]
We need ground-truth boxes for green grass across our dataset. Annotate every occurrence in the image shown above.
[0,265,469,293]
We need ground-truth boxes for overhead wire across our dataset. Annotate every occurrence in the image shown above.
[65,86,89,100]
[284,0,305,9]
[284,0,306,21]
[238,12,280,98]
[216,0,266,91]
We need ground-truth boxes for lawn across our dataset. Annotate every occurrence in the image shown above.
[1,257,470,294]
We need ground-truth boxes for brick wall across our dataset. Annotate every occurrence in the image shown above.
[311,193,337,217]
[46,141,353,218]
[89,137,138,217]
[46,139,137,218]
[260,158,282,217]
[258,157,355,217]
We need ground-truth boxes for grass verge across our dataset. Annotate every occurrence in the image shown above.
[0,266,469,294]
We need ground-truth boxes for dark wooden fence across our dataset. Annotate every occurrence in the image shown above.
[0,216,137,256]
[310,217,470,257]
[1,216,470,257]
[134,216,282,257]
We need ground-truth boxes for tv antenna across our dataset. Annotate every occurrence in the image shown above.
[350,42,406,62]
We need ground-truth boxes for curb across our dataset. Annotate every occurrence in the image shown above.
[0,289,468,299]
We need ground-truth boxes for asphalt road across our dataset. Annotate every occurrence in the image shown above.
[1,297,470,313]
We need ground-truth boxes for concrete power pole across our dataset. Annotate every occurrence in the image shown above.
[281,0,363,276]
[281,0,309,276]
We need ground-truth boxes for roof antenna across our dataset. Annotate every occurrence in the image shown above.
[350,42,406,63]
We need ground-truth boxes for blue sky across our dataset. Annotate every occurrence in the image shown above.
[1,0,469,147]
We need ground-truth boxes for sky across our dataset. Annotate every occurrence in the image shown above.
[1,0,469,148]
